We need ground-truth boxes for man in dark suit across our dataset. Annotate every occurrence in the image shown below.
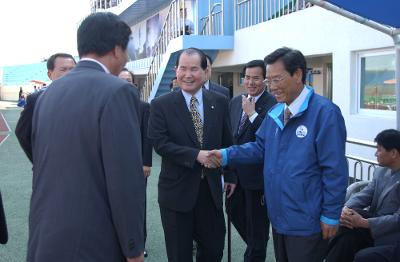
[15,53,76,162]
[148,48,236,262]
[228,60,276,261]
[119,68,152,257]
[326,129,400,262]
[28,13,145,262]
[0,191,7,244]
[204,55,230,98]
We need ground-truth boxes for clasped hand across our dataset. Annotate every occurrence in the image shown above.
[196,150,222,168]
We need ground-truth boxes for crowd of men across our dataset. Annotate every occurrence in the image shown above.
[3,11,398,262]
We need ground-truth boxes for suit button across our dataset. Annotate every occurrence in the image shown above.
[128,239,135,250]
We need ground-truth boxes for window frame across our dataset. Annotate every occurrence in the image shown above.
[356,48,396,118]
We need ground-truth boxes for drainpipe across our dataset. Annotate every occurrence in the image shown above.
[307,0,400,129]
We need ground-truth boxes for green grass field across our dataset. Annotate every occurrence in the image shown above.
[0,105,275,261]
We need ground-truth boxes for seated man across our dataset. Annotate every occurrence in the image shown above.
[326,129,400,262]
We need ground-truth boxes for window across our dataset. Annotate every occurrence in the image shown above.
[358,50,395,113]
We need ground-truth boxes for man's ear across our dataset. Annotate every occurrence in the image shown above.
[47,70,52,80]
[294,68,303,84]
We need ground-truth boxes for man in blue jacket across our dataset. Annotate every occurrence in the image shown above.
[210,47,348,262]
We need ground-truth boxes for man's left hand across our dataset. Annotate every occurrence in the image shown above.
[224,183,236,198]
[242,95,256,117]
[321,222,338,240]
[143,166,151,178]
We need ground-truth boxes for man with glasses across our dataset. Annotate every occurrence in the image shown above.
[210,47,348,262]
[227,60,276,261]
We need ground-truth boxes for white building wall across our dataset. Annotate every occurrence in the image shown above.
[214,6,394,161]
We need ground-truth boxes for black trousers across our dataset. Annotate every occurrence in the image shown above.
[272,229,328,262]
[160,179,225,262]
[227,184,270,262]
[325,227,374,262]
[354,242,400,262]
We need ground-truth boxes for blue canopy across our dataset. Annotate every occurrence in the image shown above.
[326,0,400,29]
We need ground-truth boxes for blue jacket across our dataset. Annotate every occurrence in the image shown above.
[224,87,348,236]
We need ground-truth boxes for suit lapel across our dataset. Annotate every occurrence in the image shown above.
[232,97,243,135]
[173,91,200,147]
[202,90,217,149]
[377,169,400,208]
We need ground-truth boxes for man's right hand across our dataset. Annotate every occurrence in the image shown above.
[127,253,144,262]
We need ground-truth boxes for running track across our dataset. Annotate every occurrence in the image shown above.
[0,112,11,146]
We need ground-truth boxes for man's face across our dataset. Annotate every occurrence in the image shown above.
[266,60,303,105]
[375,145,396,167]
[244,66,265,97]
[176,52,208,94]
[48,57,76,81]
[118,71,133,84]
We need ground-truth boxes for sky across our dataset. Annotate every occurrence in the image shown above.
[0,0,91,67]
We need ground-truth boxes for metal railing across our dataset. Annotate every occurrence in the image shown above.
[200,3,224,36]
[90,0,123,13]
[142,0,190,101]
[235,0,312,30]
[346,138,377,184]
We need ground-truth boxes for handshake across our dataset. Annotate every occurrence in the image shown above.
[196,150,223,168]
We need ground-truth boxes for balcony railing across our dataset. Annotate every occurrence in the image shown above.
[90,0,123,13]
[346,138,377,184]
[235,0,312,30]
[200,3,224,36]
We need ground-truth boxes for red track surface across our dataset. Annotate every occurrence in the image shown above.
[0,113,10,132]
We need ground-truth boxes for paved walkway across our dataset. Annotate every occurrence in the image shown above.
[0,102,275,261]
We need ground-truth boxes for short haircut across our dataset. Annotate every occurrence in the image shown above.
[375,129,400,152]
[77,12,131,57]
[175,47,208,70]
[121,68,135,83]
[47,53,76,71]
[205,54,213,65]
[242,60,266,79]
[264,47,307,84]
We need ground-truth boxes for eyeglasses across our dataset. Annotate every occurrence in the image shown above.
[263,74,288,87]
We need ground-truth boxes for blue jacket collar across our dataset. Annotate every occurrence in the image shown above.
[268,86,314,129]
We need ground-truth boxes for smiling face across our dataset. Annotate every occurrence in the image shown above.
[48,57,76,81]
[176,52,208,95]
[244,66,265,97]
[266,59,303,105]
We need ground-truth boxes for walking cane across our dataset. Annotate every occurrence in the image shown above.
[226,193,231,262]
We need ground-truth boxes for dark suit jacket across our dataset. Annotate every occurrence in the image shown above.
[148,89,235,212]
[15,90,45,162]
[28,60,145,261]
[0,191,7,244]
[229,91,276,190]
[139,101,152,166]
[346,167,400,244]
[208,80,230,98]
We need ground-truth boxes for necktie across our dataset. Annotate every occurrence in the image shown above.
[190,96,203,146]
[284,107,292,126]
[237,112,248,134]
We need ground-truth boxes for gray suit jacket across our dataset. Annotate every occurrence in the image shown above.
[346,167,400,242]
[28,60,145,261]
[208,80,230,98]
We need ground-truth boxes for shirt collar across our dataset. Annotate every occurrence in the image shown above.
[203,80,210,90]
[247,89,265,103]
[181,88,203,108]
[285,85,309,116]
[80,58,110,74]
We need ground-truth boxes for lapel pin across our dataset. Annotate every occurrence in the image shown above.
[211,105,215,109]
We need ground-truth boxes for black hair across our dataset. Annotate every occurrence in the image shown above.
[375,129,400,152]
[175,47,208,70]
[205,54,213,65]
[47,53,76,71]
[121,67,135,83]
[242,60,266,79]
[77,12,131,57]
[264,47,307,83]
